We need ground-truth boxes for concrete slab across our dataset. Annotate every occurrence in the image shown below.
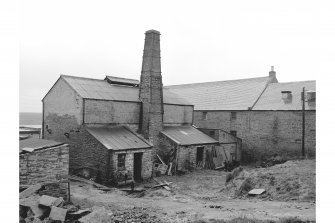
[248,188,266,195]
[49,206,68,222]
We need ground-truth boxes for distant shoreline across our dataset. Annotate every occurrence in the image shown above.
[20,112,42,125]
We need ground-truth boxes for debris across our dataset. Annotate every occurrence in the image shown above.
[248,188,266,195]
[28,204,48,218]
[39,195,59,207]
[79,206,110,223]
[67,209,91,221]
[157,154,166,165]
[69,175,112,190]
[20,184,42,199]
[52,197,64,207]
[49,206,68,222]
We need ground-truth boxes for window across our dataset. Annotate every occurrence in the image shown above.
[202,112,208,120]
[231,112,237,120]
[230,130,237,137]
[209,130,215,137]
[117,154,126,170]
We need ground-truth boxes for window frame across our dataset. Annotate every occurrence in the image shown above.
[117,153,126,170]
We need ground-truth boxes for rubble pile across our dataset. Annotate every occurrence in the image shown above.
[109,207,162,223]
[222,160,316,202]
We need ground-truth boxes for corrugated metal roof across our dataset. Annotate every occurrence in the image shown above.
[161,126,218,146]
[19,138,64,153]
[61,75,191,105]
[253,80,316,110]
[86,126,152,150]
[166,76,270,110]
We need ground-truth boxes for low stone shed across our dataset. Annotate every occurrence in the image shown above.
[160,126,219,171]
[19,138,69,199]
[79,125,153,184]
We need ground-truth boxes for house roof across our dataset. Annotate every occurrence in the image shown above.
[86,126,152,151]
[161,126,218,146]
[165,76,270,110]
[19,138,64,154]
[61,75,191,105]
[252,80,316,110]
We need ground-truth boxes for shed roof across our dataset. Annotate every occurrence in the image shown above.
[19,138,64,153]
[86,126,152,151]
[166,76,270,110]
[161,126,218,146]
[252,80,316,110]
[61,75,192,105]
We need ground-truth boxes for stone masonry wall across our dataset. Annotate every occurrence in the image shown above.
[84,100,141,125]
[177,144,214,170]
[163,104,193,124]
[111,149,152,180]
[194,110,316,161]
[19,144,69,199]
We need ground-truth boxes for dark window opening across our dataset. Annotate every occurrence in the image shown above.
[231,112,237,120]
[230,130,237,137]
[117,154,126,170]
[209,130,215,136]
[196,147,204,163]
[202,112,208,120]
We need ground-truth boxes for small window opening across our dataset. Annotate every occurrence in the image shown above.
[230,130,237,137]
[202,112,208,120]
[117,154,126,170]
[231,112,237,120]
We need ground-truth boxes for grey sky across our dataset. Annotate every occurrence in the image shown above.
[20,0,324,112]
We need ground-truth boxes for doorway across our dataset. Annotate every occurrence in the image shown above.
[196,146,204,163]
[133,152,143,182]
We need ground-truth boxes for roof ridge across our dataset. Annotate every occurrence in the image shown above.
[166,76,268,88]
[106,75,139,81]
[61,74,105,82]
[269,80,316,85]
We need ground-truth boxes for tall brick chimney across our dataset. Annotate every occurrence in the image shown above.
[139,30,164,156]
[269,66,278,83]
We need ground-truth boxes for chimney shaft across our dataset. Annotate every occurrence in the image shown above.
[139,30,164,153]
[269,66,278,83]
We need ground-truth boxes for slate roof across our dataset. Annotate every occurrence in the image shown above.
[161,126,218,146]
[61,75,191,105]
[165,76,270,110]
[86,126,152,151]
[252,80,316,110]
[19,138,64,153]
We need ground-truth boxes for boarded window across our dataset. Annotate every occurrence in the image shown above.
[117,154,126,170]
[231,112,237,120]
[202,112,208,120]
[230,130,237,137]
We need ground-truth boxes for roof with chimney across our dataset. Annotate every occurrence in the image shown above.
[86,126,152,151]
[252,80,316,110]
[165,76,271,110]
[55,75,192,106]
[161,126,219,146]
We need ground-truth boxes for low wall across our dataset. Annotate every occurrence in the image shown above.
[19,144,69,199]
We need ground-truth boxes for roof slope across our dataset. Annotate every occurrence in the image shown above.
[253,80,316,110]
[61,75,191,105]
[161,126,218,146]
[19,138,64,153]
[86,126,152,150]
[165,77,270,110]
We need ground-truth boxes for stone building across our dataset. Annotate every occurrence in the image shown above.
[166,68,316,161]
[42,30,217,184]
[19,138,69,199]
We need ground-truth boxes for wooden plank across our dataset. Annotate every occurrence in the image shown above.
[157,154,166,165]
[19,183,42,199]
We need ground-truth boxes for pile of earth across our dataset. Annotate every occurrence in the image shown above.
[222,159,315,202]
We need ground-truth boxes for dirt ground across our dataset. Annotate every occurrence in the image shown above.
[70,159,316,222]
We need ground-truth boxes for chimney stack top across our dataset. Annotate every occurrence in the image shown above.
[271,66,274,72]
[145,29,160,35]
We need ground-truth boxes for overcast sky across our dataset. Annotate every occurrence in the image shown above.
[19,0,330,112]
